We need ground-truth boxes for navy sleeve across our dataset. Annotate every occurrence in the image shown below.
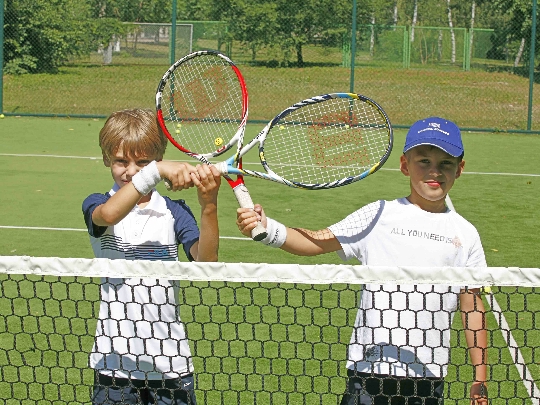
[82,193,110,238]
[164,197,200,261]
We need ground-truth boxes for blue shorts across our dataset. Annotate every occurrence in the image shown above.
[92,372,197,405]
[340,370,444,405]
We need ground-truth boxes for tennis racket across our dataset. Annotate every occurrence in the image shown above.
[156,50,267,241]
[213,92,393,189]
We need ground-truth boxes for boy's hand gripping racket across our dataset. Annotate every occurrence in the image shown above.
[214,93,393,189]
[156,50,267,241]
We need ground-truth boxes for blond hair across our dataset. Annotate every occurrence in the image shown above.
[99,109,168,161]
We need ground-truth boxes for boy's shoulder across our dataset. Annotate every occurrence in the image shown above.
[161,195,197,221]
[446,208,482,235]
[82,191,111,211]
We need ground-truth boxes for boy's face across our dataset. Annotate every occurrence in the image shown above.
[400,145,465,208]
[104,143,157,189]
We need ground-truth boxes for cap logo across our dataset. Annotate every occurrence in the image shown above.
[417,122,450,136]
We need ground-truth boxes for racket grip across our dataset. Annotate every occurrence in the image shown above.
[232,184,268,241]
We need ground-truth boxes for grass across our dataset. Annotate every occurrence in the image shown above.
[0,117,539,403]
[3,61,540,131]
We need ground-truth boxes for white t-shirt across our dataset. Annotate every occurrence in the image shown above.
[328,198,487,378]
[82,185,200,379]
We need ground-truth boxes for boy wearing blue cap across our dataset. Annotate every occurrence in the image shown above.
[236,117,488,404]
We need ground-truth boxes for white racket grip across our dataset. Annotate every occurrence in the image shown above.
[232,183,268,241]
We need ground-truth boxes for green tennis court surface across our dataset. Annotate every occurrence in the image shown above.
[0,117,539,403]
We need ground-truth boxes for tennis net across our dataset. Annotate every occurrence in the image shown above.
[0,256,538,404]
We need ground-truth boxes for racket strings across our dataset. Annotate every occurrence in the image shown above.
[160,55,245,156]
[263,98,391,185]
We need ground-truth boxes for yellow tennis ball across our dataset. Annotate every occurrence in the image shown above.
[344,124,350,129]
[279,125,285,130]
[175,129,180,134]
[482,286,492,294]
[176,123,182,128]
[214,137,223,146]
[0,114,4,119]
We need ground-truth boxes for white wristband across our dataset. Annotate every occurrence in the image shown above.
[260,217,287,248]
[131,160,161,195]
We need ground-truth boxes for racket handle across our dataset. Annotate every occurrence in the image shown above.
[232,184,268,241]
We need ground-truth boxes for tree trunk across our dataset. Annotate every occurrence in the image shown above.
[393,0,398,29]
[469,1,476,63]
[411,0,418,42]
[514,37,526,67]
[446,0,456,63]
[370,16,376,57]
[103,43,113,65]
[438,30,443,61]
[296,43,304,67]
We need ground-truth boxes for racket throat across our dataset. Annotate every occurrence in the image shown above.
[214,161,229,176]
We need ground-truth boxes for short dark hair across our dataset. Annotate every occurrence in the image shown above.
[99,109,168,161]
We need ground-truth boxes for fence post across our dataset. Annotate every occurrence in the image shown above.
[349,0,357,93]
[463,29,469,71]
[170,0,178,65]
[527,0,537,131]
[403,26,410,69]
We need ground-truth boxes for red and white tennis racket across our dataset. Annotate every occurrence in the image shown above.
[156,50,267,241]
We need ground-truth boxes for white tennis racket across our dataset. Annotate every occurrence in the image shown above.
[156,50,267,241]
[214,92,393,189]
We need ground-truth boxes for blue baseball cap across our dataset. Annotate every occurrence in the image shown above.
[403,117,464,157]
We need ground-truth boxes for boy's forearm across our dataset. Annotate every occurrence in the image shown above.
[280,227,342,256]
[92,183,142,226]
[461,291,488,382]
[195,204,219,262]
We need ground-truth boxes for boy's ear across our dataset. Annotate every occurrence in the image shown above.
[399,154,410,176]
[102,153,111,167]
[455,159,465,179]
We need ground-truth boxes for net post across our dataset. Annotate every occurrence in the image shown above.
[0,0,4,114]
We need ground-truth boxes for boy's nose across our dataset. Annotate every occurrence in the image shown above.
[126,163,140,177]
[429,164,442,176]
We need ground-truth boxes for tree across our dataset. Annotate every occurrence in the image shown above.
[233,2,279,61]
[481,0,539,66]
[273,0,351,66]
[4,0,93,74]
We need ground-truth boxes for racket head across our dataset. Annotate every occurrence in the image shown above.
[257,93,393,189]
[156,50,248,161]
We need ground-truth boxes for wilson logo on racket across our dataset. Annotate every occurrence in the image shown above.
[171,67,229,120]
[308,118,370,167]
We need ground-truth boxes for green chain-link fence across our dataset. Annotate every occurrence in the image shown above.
[1,0,538,131]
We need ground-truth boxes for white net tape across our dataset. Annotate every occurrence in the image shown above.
[0,256,538,404]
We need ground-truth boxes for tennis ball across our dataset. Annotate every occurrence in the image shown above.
[0,114,4,119]
[214,137,224,146]
[344,124,350,129]
[279,125,285,130]
[175,129,180,134]
[482,286,492,294]
[176,123,182,128]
